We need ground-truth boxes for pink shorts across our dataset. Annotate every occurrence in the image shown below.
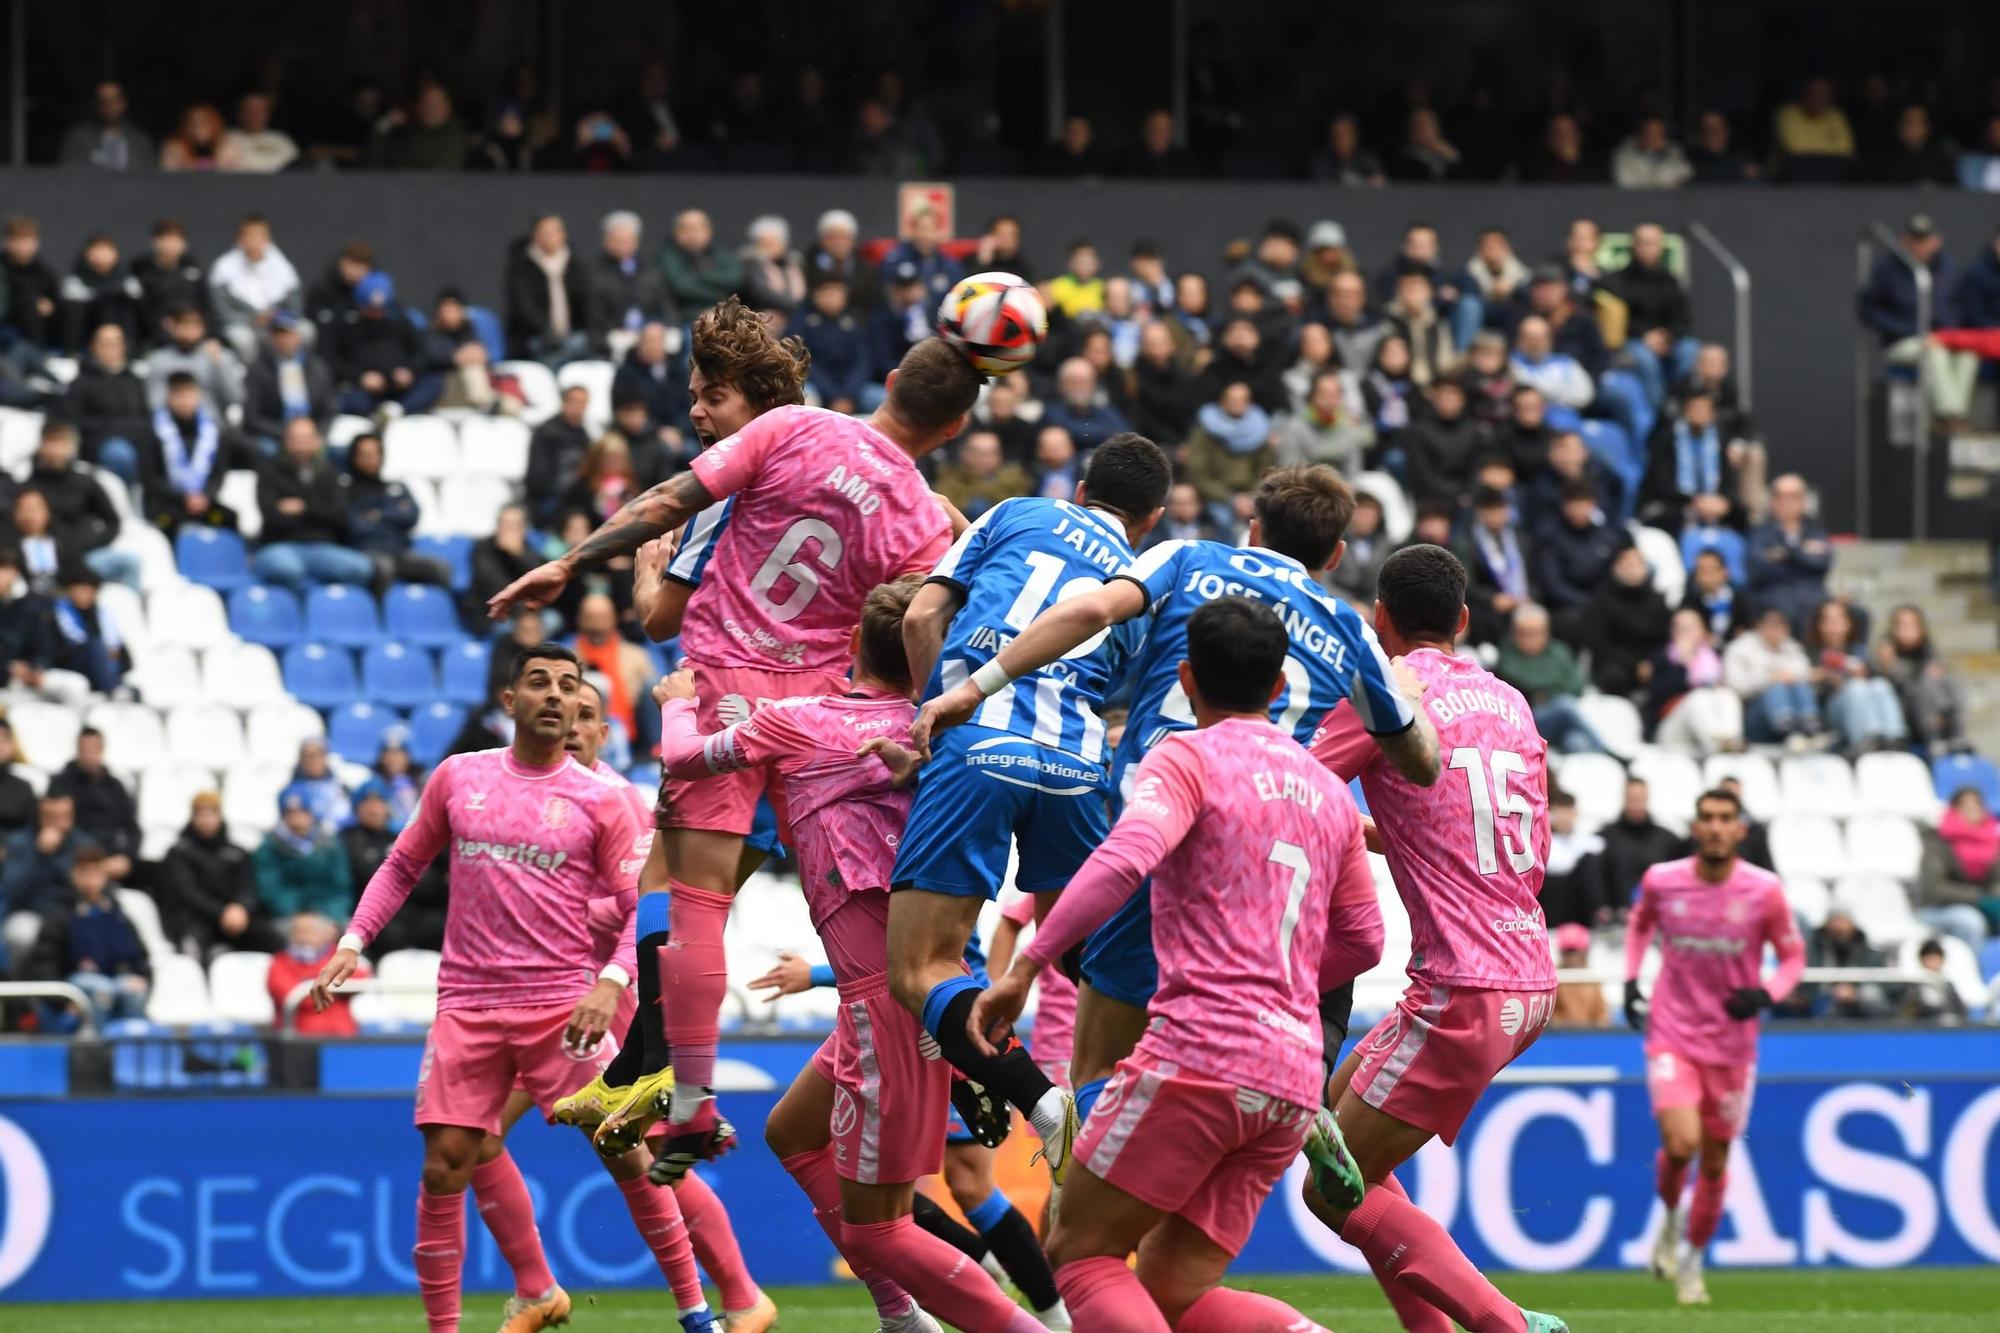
[1073,1050,1311,1257]
[657,664,850,835]
[1647,1048,1756,1141]
[1349,981,1554,1146]
[808,973,947,1185]
[419,1003,615,1135]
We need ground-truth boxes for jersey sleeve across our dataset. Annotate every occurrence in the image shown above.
[1317,817,1385,992]
[1345,616,1417,736]
[1623,871,1660,982]
[926,498,1006,591]
[656,696,806,780]
[1308,700,1381,781]
[347,756,456,947]
[1762,880,1806,1002]
[689,405,793,501]
[999,892,1037,926]
[665,501,731,589]
[1113,538,1192,608]
[589,793,648,984]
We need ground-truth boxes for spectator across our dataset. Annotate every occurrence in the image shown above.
[1599,778,1687,911]
[559,435,637,523]
[1362,333,1418,451]
[1306,112,1386,186]
[1391,107,1464,182]
[0,720,36,836]
[24,845,147,1029]
[0,547,89,712]
[1128,321,1198,447]
[1456,486,1532,644]
[1612,115,1693,189]
[869,261,932,380]
[611,321,680,437]
[1875,605,1966,750]
[1646,608,1744,756]
[798,278,870,412]
[1535,478,1624,625]
[849,96,925,176]
[1528,430,1619,531]
[806,209,877,310]
[1323,490,1389,606]
[268,913,367,1035]
[1384,271,1458,390]
[1,796,86,953]
[157,790,281,956]
[254,418,373,591]
[1494,601,1605,754]
[973,214,1034,283]
[48,727,137,866]
[1039,113,1105,177]
[288,738,352,834]
[1463,228,1529,327]
[371,741,421,827]
[1,216,60,356]
[208,215,302,362]
[26,421,124,559]
[64,325,151,476]
[1672,342,1756,447]
[1529,112,1602,182]
[1745,473,1832,631]
[58,232,144,354]
[1725,606,1824,745]
[1186,381,1274,523]
[1030,426,1081,500]
[741,216,807,314]
[1807,599,1907,751]
[1950,226,2000,333]
[524,385,593,525]
[1640,389,1740,536]
[1541,792,1611,930]
[1275,366,1372,475]
[1859,214,1964,418]
[128,219,211,350]
[484,604,546,704]
[1166,271,1214,362]
[1900,938,1970,1023]
[1041,358,1132,452]
[1297,223,1356,308]
[1525,263,1611,379]
[223,91,299,173]
[1234,220,1305,307]
[7,488,88,596]
[1681,547,1751,643]
[933,429,1029,520]
[145,304,244,418]
[1551,923,1610,1027]
[1871,104,1957,185]
[1146,480,1226,549]
[1773,76,1857,180]
[58,80,156,171]
[1584,543,1672,696]
[1403,377,1482,505]
[1323,270,1386,373]
[589,210,675,353]
[1489,383,1554,478]
[1709,775,1773,872]
[615,59,683,167]
[243,311,335,448]
[332,273,429,415]
[51,569,124,695]
[969,373,1037,467]
[1688,110,1759,183]
[604,391,675,488]
[1123,108,1196,178]
[505,214,592,366]
[1923,787,2000,943]
[1509,314,1594,412]
[467,505,539,627]
[342,433,449,588]
[340,783,401,891]
[1786,911,1890,1018]
[305,240,373,345]
[369,83,471,170]
[1047,240,1106,320]
[253,790,354,924]
[1611,223,1698,408]
[561,109,633,173]
[571,593,654,745]
[1202,317,1287,416]
[656,209,745,315]
[160,102,240,171]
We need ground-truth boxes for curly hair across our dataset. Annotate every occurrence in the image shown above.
[688,296,810,411]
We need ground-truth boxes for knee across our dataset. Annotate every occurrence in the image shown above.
[1298,1171,1352,1235]
[1043,1223,1085,1273]
[763,1104,817,1161]
[421,1147,475,1194]
[942,1160,986,1212]
[1662,1132,1699,1164]
[475,1134,505,1166]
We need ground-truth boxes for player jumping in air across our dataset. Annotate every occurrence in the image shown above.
[1303,544,1568,1333]
[971,596,1372,1332]
[885,433,1173,1193]
[491,331,982,1177]
[311,645,720,1333]
[1625,786,1805,1306]
[914,464,1434,1145]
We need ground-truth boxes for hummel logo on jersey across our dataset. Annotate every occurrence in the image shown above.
[466,790,487,810]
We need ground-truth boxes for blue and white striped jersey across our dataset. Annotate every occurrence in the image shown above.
[665,499,734,588]
[1109,538,1414,797]
[925,496,1142,764]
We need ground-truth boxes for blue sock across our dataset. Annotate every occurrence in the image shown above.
[1075,1076,1110,1126]
[920,974,982,1042]
[636,892,671,940]
[965,1187,1012,1236]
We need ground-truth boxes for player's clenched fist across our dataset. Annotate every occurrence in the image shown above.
[910,682,982,759]
[311,947,360,1012]
[653,668,698,706]
[967,964,1037,1058]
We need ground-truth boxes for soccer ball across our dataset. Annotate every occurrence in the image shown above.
[936,271,1047,376]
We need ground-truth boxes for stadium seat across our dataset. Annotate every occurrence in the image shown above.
[202,641,287,708]
[440,639,492,706]
[1785,876,1832,929]
[1349,470,1412,544]
[1931,752,2000,810]
[1770,813,1848,883]
[496,360,561,423]
[174,527,253,591]
[362,642,438,709]
[1630,748,1704,833]
[115,521,181,592]
[556,359,616,433]
[146,954,217,1027]
[7,700,82,770]
[208,951,277,1026]
[1577,419,1640,519]
[137,763,219,841]
[458,415,532,482]
[1679,525,1747,583]
[329,702,400,763]
[1703,753,1781,822]
[222,762,290,839]
[1831,875,1922,946]
[412,535,474,592]
[1779,754,1858,819]
[381,415,461,482]
[1627,525,1687,607]
[216,469,262,540]
[148,583,232,651]
[282,643,361,710]
[1554,752,1628,830]
[465,306,506,363]
[13,764,48,797]
[438,474,513,537]
[1897,936,1986,1014]
[305,584,383,648]
[407,702,466,767]
[384,583,462,647]
[1845,813,1923,881]
[165,702,248,771]
[85,701,167,775]
[405,477,445,537]
[1575,693,1644,760]
[1981,938,2000,983]
[131,644,203,710]
[372,949,442,1023]
[327,414,377,451]
[97,580,151,664]
[0,406,42,474]
[245,700,327,767]
[228,584,306,650]
[116,888,174,962]
[1855,751,1942,822]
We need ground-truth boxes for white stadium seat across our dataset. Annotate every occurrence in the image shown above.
[556,359,616,433]
[245,700,326,767]
[116,889,174,962]
[495,360,561,423]
[7,700,82,770]
[202,641,287,709]
[209,951,277,1026]
[1831,875,1922,947]
[1784,876,1832,929]
[1854,751,1941,822]
[1350,470,1412,544]
[0,406,42,476]
[85,701,167,775]
[439,474,515,537]
[1629,748,1704,833]
[382,415,462,483]
[134,644,206,710]
[217,469,263,541]
[223,762,292,839]
[165,703,247,771]
[114,521,181,591]
[97,580,152,667]
[147,954,217,1026]
[148,583,232,651]
[1552,752,1627,831]
[1629,524,1687,606]
[15,764,48,796]
[1896,936,1985,1013]
[137,763,218,838]
[328,414,377,450]
[1769,813,1848,883]
[1703,753,1781,823]
[366,950,442,1026]
[405,477,444,537]
[1575,693,1643,760]
[1779,753,1857,819]
[458,414,533,482]
[1845,813,1924,882]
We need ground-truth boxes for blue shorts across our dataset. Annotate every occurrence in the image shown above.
[745,797,789,859]
[892,725,1109,899]
[1079,880,1157,1008]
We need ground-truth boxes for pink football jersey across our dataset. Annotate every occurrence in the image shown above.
[1628,858,1803,1067]
[1312,647,1556,991]
[681,404,950,675]
[1028,717,1372,1109]
[1001,892,1075,1072]
[349,749,652,1012]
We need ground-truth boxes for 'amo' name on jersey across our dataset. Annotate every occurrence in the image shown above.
[1177,558,1351,671]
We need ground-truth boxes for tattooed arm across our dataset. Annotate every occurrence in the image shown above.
[486,471,714,618]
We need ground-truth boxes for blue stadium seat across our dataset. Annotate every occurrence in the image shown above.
[1981,938,2000,984]
[329,701,400,761]
[440,639,491,706]
[1595,369,1657,448]
[412,535,473,592]
[1680,525,1748,582]
[305,585,384,648]
[407,701,466,767]
[362,642,439,709]
[283,643,361,710]
[465,306,506,364]
[175,527,252,591]
[227,585,305,649]
[1933,752,2000,810]
[383,583,462,648]
[1577,419,1642,520]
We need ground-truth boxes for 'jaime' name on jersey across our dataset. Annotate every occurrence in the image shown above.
[1252,768,1326,812]
[1050,511,1130,576]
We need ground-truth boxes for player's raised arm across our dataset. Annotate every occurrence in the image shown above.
[488,469,716,618]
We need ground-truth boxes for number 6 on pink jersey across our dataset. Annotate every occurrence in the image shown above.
[751,518,843,622]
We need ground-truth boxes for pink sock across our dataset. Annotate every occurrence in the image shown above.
[778,1147,914,1318]
[413,1188,465,1333]
[616,1174,708,1312]
[1176,1285,1328,1331]
[663,883,732,1092]
[1056,1254,1171,1332]
[1657,1150,1690,1209]
[471,1153,555,1300]
[1365,1176,1454,1333]
[844,1215,1041,1333]
[1687,1170,1727,1248]
[676,1170,761,1312]
[1342,1185,1524,1333]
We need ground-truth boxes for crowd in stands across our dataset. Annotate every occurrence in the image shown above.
[39,68,2000,189]
[0,188,1994,1038]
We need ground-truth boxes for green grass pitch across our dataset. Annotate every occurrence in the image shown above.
[9,1268,1998,1331]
